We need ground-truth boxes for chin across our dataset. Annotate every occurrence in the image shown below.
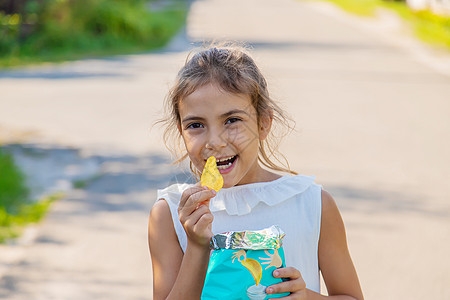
[221,177,236,189]
[222,182,233,189]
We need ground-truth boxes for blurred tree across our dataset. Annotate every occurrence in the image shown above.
[0,0,24,14]
[0,0,186,66]
[0,0,43,15]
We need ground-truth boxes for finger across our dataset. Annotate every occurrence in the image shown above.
[266,268,305,296]
[179,188,214,215]
[192,212,214,234]
[265,278,306,295]
[196,192,213,209]
[198,196,213,208]
[179,200,211,226]
[273,267,302,280]
[186,189,215,212]
[190,203,211,222]
[178,185,206,209]
[180,202,211,228]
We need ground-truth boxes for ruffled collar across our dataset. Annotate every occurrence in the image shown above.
[159,174,316,217]
[210,174,316,216]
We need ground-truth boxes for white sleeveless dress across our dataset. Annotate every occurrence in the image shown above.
[156,174,323,293]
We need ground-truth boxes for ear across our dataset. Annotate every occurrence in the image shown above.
[259,110,273,141]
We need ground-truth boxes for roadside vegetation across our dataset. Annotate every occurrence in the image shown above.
[311,0,450,50]
[0,148,59,243]
[0,0,187,68]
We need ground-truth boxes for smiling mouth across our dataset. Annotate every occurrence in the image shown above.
[215,155,237,170]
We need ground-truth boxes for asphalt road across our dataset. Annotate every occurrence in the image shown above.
[0,0,449,299]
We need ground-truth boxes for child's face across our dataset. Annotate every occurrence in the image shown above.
[178,83,270,187]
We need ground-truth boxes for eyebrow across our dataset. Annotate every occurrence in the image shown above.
[181,109,249,124]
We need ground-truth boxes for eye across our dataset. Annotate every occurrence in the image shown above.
[225,117,241,125]
[186,122,204,129]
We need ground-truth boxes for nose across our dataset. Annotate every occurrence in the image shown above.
[205,127,227,151]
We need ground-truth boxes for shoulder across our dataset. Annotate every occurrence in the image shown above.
[149,199,180,240]
[320,189,345,235]
[148,199,183,264]
[148,197,181,245]
[149,199,172,225]
[321,189,340,220]
[148,199,178,248]
[319,188,348,255]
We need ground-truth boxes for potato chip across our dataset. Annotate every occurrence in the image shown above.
[241,258,263,286]
[201,156,224,192]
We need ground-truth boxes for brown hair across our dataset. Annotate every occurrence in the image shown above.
[157,42,297,179]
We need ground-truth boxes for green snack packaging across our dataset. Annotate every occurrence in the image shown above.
[202,225,290,299]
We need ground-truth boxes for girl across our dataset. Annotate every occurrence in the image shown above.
[148,44,363,300]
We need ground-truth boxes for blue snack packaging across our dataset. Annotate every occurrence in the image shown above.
[202,225,290,299]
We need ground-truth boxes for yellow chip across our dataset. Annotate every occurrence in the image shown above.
[201,156,224,192]
[241,258,263,286]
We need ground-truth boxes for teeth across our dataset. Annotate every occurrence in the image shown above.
[216,156,235,163]
[217,162,232,170]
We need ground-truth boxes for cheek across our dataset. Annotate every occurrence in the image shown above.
[227,126,259,151]
[182,131,199,147]
[183,142,204,169]
[182,133,204,158]
[188,154,204,169]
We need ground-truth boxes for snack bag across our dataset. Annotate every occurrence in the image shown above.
[202,225,289,299]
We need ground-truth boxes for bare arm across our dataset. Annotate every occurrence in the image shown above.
[310,189,364,300]
[148,200,183,299]
[148,186,216,300]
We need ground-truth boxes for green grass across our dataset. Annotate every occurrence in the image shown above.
[314,0,381,16]
[0,0,187,68]
[0,149,60,243]
[0,193,62,243]
[308,0,450,50]
[0,149,29,214]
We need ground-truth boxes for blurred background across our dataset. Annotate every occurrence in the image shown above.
[0,0,449,299]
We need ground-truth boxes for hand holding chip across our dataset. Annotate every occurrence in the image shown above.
[178,156,223,248]
[198,156,223,207]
